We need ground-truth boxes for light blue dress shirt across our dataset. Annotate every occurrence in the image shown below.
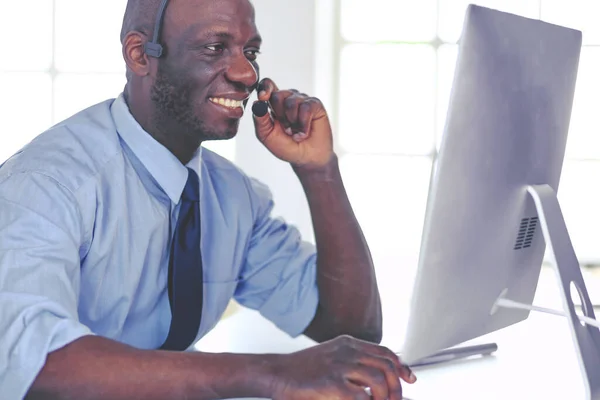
[0,95,318,398]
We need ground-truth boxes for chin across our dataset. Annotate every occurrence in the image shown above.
[215,130,238,141]
[199,121,240,141]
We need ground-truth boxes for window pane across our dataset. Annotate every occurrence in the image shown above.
[55,0,127,73]
[438,0,540,43]
[0,73,52,163]
[557,161,600,264]
[436,44,458,151]
[542,0,600,45]
[340,155,432,348]
[565,47,600,159]
[0,1,53,71]
[339,44,436,155]
[54,73,125,123]
[341,0,436,42]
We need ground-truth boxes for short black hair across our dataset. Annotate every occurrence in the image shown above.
[120,0,164,43]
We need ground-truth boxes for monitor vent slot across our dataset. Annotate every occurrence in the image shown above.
[514,217,538,250]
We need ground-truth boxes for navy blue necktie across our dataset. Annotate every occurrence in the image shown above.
[160,168,203,351]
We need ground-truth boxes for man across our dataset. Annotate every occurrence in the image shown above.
[0,0,416,398]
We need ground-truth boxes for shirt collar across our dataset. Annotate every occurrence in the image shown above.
[111,94,202,204]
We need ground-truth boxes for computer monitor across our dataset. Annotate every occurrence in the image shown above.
[400,5,600,392]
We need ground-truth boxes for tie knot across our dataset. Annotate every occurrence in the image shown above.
[181,168,200,202]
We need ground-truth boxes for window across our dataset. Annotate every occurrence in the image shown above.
[332,0,600,347]
[0,0,234,164]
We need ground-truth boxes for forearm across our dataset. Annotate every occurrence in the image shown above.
[294,154,382,343]
[27,335,276,400]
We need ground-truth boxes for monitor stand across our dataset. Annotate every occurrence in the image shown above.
[524,184,600,400]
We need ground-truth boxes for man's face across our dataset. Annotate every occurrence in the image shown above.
[150,0,261,142]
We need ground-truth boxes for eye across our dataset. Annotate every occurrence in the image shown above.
[245,48,261,61]
[205,44,225,53]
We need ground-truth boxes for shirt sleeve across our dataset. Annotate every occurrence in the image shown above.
[0,172,94,399]
[234,176,319,338]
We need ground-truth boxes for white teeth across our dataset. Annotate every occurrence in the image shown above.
[210,97,243,109]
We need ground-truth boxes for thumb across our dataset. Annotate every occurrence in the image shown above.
[252,100,276,142]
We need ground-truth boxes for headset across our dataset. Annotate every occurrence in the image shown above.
[144,0,170,58]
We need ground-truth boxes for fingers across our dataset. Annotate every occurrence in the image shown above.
[269,89,296,131]
[272,92,319,142]
[357,355,403,400]
[350,338,416,384]
[397,358,416,384]
[251,77,333,166]
[256,78,316,141]
[344,365,391,400]
[296,100,317,141]
[277,335,415,400]
[331,336,414,400]
[256,77,279,101]
[283,93,301,132]
[341,383,371,400]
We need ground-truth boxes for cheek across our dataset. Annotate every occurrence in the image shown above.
[178,61,216,93]
[187,74,213,108]
[188,71,212,96]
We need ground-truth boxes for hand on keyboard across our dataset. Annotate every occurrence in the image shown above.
[268,335,417,400]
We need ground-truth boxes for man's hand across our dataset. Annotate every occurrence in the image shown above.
[270,335,417,400]
[252,78,334,169]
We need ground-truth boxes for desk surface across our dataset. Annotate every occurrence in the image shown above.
[196,306,586,399]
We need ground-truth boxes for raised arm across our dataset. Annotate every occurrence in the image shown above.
[252,78,381,344]
[294,156,381,343]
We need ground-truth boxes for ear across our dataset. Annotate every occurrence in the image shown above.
[122,31,152,77]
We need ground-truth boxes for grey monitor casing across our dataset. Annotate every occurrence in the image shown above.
[401,5,582,364]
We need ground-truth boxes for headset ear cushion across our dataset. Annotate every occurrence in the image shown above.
[144,42,164,58]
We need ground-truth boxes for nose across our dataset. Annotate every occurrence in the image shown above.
[225,53,259,89]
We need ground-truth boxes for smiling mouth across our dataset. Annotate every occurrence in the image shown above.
[209,97,244,109]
